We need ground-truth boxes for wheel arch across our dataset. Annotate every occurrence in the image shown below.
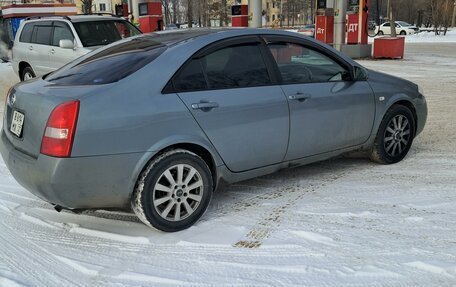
[160,142,218,189]
[388,99,418,134]
[130,140,222,202]
[18,61,32,80]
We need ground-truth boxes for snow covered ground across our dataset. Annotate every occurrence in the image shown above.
[0,43,456,286]
[369,29,456,43]
[406,30,456,43]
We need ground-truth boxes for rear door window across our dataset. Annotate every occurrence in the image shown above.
[19,23,34,43]
[202,44,271,89]
[31,22,53,45]
[46,38,166,85]
[173,59,207,92]
[170,40,272,93]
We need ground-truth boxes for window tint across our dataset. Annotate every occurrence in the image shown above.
[383,23,390,27]
[52,23,74,46]
[267,42,349,84]
[73,20,141,47]
[173,59,207,92]
[32,24,53,45]
[202,44,271,89]
[46,38,165,85]
[19,23,33,43]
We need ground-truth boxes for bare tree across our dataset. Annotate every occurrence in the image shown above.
[452,0,456,27]
[388,0,397,37]
[171,0,179,24]
[221,0,228,26]
[202,0,208,27]
[81,0,93,14]
[187,0,193,27]
[429,0,452,34]
[161,0,172,25]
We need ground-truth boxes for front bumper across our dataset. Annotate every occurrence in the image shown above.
[415,94,428,136]
[0,129,148,210]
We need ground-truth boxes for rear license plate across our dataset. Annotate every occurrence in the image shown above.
[10,110,25,138]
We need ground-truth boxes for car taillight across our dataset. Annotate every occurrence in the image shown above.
[41,100,79,158]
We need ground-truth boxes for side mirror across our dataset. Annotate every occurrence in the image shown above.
[353,66,368,81]
[59,39,75,49]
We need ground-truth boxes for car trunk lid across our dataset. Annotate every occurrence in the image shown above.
[4,79,89,158]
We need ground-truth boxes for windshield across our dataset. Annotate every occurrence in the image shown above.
[73,20,141,47]
[397,21,411,27]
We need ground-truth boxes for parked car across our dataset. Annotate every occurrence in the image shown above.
[376,21,419,36]
[165,23,179,30]
[286,25,315,37]
[396,21,420,32]
[0,29,427,232]
[12,14,142,81]
[297,24,315,37]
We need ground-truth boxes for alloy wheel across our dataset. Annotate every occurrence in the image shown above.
[383,114,411,157]
[152,164,203,222]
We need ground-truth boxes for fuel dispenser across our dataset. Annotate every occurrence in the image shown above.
[341,0,372,58]
[315,0,334,45]
[346,0,369,45]
[313,0,371,58]
[231,4,249,27]
[138,1,163,32]
[115,3,129,18]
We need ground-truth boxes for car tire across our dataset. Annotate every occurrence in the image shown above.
[132,149,213,232]
[400,30,407,35]
[378,30,384,36]
[21,66,35,81]
[369,105,415,164]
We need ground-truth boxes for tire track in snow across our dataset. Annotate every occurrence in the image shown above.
[0,218,84,286]
[209,159,360,221]
[233,165,352,248]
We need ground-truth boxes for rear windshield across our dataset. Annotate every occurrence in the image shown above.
[73,20,141,47]
[46,38,166,85]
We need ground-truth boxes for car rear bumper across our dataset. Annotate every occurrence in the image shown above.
[0,129,148,210]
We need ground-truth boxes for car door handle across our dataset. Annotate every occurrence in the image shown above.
[191,102,219,111]
[50,49,55,54]
[28,46,33,51]
[288,93,311,102]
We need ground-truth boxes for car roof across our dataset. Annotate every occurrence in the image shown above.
[24,14,126,23]
[68,15,126,22]
[145,28,232,45]
[139,27,331,47]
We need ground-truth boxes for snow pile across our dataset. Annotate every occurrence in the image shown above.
[0,63,17,117]
[0,63,17,101]
[368,29,456,43]
[406,29,456,43]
